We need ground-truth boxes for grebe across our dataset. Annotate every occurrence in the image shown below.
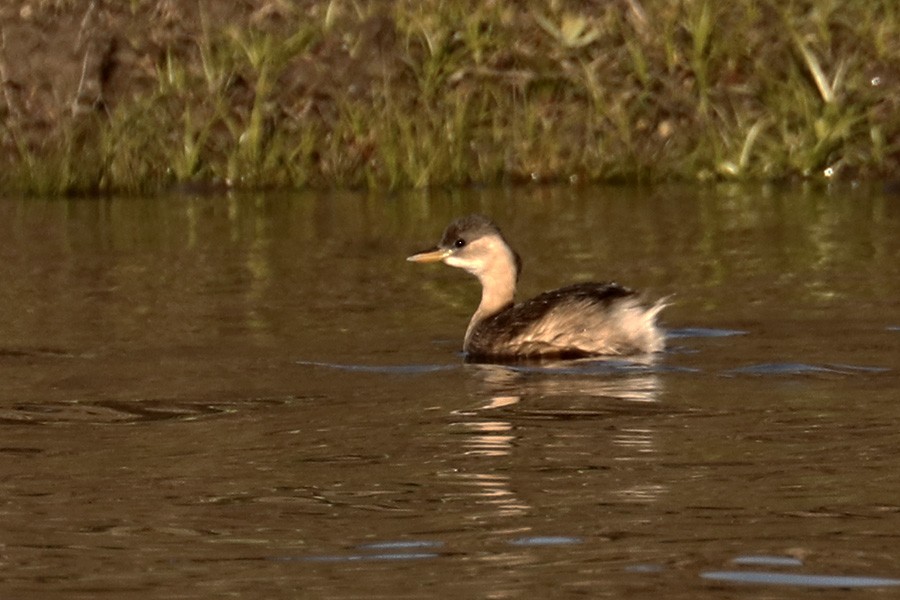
[407,214,666,359]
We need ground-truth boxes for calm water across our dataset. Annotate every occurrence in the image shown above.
[0,186,898,598]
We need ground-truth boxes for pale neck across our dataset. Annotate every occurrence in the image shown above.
[463,245,518,347]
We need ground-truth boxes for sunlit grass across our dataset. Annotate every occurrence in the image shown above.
[1,0,897,194]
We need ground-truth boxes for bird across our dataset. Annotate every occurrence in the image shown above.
[407,214,666,360]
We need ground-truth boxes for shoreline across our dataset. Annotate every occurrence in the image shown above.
[1,1,897,195]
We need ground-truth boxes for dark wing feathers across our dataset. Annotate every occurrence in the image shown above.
[468,282,635,355]
[497,282,635,330]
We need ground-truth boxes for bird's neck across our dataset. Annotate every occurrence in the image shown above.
[464,248,518,348]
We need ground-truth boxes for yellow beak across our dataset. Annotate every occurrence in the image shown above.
[407,247,452,263]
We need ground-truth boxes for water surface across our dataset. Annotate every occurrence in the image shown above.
[0,185,898,598]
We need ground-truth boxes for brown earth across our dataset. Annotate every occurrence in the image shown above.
[0,0,400,138]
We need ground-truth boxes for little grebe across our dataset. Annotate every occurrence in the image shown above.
[408,214,666,359]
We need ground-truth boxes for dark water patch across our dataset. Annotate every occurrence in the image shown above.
[666,328,748,339]
[701,571,900,588]
[0,346,79,359]
[488,403,675,422]
[0,446,44,455]
[724,363,891,376]
[296,360,458,374]
[0,395,304,425]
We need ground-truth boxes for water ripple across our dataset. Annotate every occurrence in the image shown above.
[702,571,900,588]
[724,362,890,376]
[666,328,748,338]
[508,536,582,546]
[296,360,458,374]
[0,396,301,426]
[357,541,444,550]
[732,555,804,567]
[296,552,439,562]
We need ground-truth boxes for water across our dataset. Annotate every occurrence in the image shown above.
[0,185,898,598]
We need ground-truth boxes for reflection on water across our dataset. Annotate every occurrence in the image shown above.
[467,359,663,406]
[455,421,515,457]
[0,186,898,596]
[441,361,671,522]
[444,471,528,518]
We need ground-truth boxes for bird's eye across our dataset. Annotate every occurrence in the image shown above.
[454,238,466,248]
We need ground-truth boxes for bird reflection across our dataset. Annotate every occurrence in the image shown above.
[445,358,670,522]
[465,357,664,412]
[457,420,515,457]
[446,418,528,517]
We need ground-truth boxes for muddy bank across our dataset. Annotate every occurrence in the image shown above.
[1,1,898,194]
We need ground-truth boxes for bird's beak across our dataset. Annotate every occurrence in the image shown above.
[407,247,452,263]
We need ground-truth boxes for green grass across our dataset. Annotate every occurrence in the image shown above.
[1,0,897,195]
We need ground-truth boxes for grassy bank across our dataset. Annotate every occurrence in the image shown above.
[1,0,898,195]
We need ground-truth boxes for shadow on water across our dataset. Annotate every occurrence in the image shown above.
[296,360,458,375]
[723,363,891,376]
[0,395,308,425]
